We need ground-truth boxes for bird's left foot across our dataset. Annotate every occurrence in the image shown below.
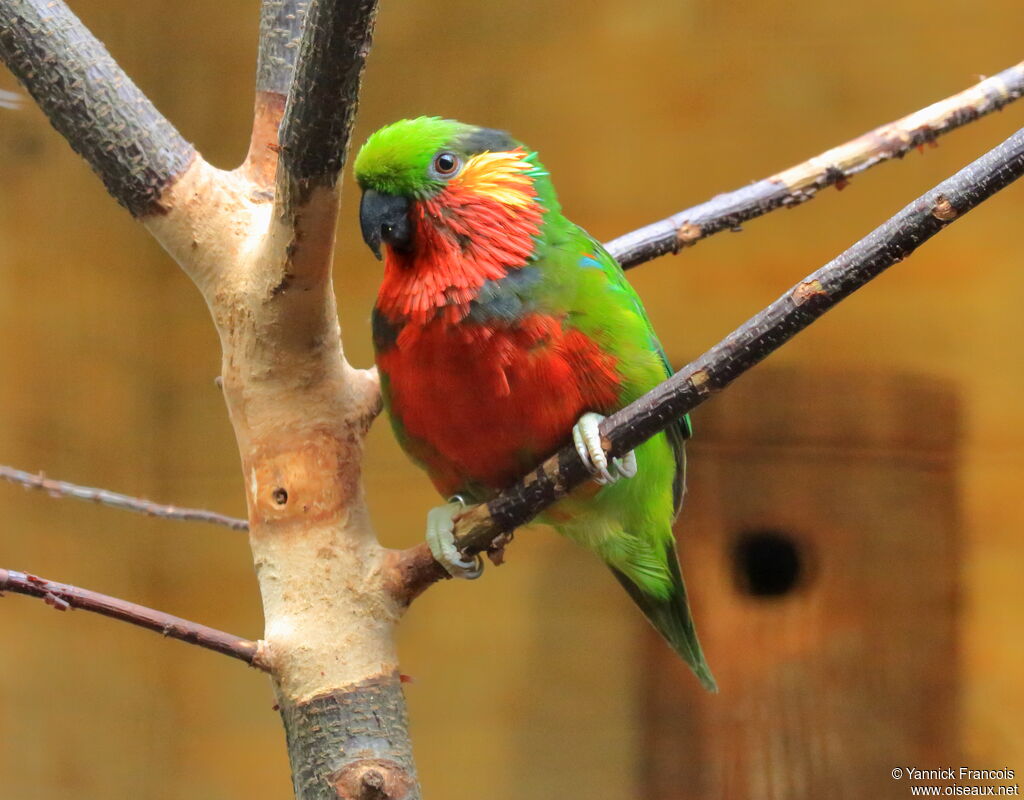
[426,495,484,579]
[571,412,638,486]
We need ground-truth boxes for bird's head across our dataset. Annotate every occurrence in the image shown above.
[354,117,556,322]
[354,116,552,255]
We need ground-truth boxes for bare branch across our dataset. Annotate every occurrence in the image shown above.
[0,567,268,670]
[0,0,195,216]
[0,465,248,531]
[276,0,378,206]
[0,88,22,110]
[605,61,1024,269]
[396,124,1024,600]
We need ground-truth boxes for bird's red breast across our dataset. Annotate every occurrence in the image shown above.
[377,313,621,497]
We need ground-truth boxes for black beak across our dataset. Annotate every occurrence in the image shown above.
[359,189,412,260]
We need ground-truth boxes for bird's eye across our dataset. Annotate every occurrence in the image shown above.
[432,152,460,177]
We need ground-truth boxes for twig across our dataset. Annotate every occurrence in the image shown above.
[0,88,21,110]
[0,0,195,216]
[605,62,1024,270]
[396,124,1024,600]
[0,465,248,531]
[0,567,269,670]
[277,0,379,205]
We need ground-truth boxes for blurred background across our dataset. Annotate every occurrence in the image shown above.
[1,1,1021,798]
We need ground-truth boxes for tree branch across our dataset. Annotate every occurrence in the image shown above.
[257,0,311,95]
[151,3,408,796]
[605,61,1024,269]
[0,88,21,110]
[0,567,268,670]
[244,1,310,187]
[394,124,1024,601]
[0,465,248,531]
[276,0,378,207]
[0,0,195,216]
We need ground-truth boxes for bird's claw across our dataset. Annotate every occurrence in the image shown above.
[426,495,483,579]
[572,412,638,486]
[612,451,638,479]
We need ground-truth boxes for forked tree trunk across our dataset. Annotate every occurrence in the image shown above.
[146,159,414,797]
[1,1,420,796]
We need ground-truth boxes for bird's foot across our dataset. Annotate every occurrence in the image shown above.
[571,412,638,486]
[426,495,484,579]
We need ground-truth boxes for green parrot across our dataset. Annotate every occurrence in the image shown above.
[354,117,716,691]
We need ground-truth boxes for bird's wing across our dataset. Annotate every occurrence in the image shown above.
[572,231,691,516]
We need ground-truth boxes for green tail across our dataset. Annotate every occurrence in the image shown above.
[611,541,718,692]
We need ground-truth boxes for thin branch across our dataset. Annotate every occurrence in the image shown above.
[277,0,378,206]
[396,124,1024,600]
[0,567,268,670]
[0,0,195,216]
[0,465,248,531]
[0,88,22,110]
[605,61,1024,269]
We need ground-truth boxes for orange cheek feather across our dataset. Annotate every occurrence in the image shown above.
[374,150,544,327]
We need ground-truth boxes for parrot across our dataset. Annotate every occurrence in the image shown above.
[354,117,716,691]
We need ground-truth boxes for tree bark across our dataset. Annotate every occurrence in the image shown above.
[3,0,412,795]
[0,0,195,216]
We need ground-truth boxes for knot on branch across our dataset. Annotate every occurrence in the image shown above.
[252,639,273,672]
[931,194,959,221]
[349,365,384,434]
[330,759,414,800]
[675,221,702,248]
